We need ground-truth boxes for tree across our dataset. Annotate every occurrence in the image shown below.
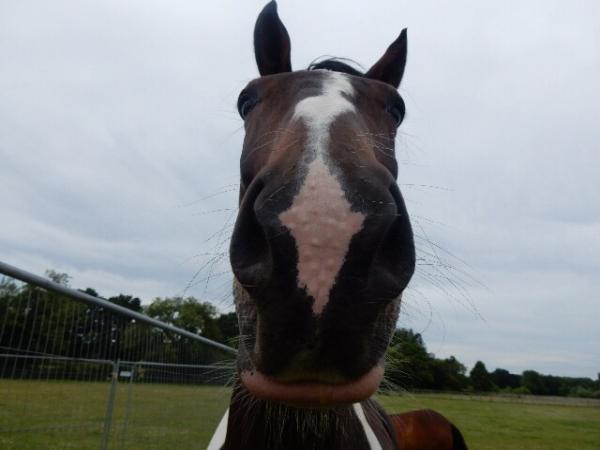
[0,277,20,297]
[46,270,70,286]
[470,361,494,391]
[386,329,435,389]
[491,368,521,389]
[145,296,222,341]
[521,370,547,395]
[432,356,469,391]
[108,294,142,313]
[216,312,239,346]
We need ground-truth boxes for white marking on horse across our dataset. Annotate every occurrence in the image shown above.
[292,71,355,159]
[279,72,365,315]
[206,408,229,450]
[353,403,383,450]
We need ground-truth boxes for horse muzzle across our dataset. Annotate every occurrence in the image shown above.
[229,160,415,404]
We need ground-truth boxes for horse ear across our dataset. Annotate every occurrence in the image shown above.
[254,1,292,76]
[365,29,407,88]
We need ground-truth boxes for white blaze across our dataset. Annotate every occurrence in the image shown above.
[279,72,365,315]
[292,71,356,159]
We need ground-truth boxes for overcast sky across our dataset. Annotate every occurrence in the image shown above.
[1,0,598,378]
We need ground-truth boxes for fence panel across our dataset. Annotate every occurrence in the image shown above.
[0,262,235,450]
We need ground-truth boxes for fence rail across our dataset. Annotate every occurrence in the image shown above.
[0,261,236,355]
[0,260,235,450]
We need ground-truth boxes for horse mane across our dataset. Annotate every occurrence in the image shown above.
[307,57,364,76]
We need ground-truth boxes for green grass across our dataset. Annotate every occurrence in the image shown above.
[1,380,599,449]
[0,380,230,450]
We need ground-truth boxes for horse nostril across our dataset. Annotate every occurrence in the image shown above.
[367,184,416,298]
[230,178,273,290]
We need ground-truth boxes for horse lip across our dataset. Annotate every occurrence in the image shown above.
[240,366,384,407]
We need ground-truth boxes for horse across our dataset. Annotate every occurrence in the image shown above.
[208,2,467,449]
[389,409,468,450]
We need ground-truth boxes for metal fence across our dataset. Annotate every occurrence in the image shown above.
[0,261,236,450]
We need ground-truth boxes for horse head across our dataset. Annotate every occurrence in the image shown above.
[230,1,415,407]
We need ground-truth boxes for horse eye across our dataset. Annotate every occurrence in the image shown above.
[386,100,405,126]
[237,91,258,119]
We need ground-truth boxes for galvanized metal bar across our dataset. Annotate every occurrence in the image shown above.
[0,354,233,371]
[0,260,237,355]
[0,353,115,365]
[119,360,234,370]
[118,364,135,450]
[100,360,119,450]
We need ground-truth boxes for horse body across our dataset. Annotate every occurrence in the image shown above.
[213,2,468,448]
[389,410,468,450]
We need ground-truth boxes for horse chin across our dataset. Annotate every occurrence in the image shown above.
[240,365,384,407]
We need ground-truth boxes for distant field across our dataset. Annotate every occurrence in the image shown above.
[1,380,599,449]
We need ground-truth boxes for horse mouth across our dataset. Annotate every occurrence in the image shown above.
[240,365,384,407]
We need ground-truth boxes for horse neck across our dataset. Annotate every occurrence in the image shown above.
[219,381,398,450]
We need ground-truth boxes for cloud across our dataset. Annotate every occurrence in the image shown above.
[1,0,598,377]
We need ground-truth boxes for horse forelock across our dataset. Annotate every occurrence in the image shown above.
[308,58,365,76]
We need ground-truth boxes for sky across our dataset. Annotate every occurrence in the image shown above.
[1,0,598,378]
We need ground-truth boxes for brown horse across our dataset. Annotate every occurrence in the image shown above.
[208,2,467,449]
[389,410,468,450]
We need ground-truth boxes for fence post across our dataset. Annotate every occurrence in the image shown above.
[118,365,136,450]
[101,360,119,450]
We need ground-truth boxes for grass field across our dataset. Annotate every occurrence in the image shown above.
[379,393,600,450]
[0,380,230,450]
[1,380,599,449]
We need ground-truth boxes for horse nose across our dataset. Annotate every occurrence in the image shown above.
[230,177,270,291]
[230,163,415,309]
[230,165,415,378]
[345,181,416,301]
[229,172,296,295]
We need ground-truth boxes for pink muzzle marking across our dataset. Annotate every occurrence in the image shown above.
[279,159,365,314]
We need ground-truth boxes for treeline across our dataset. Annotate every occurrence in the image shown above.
[386,328,600,399]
